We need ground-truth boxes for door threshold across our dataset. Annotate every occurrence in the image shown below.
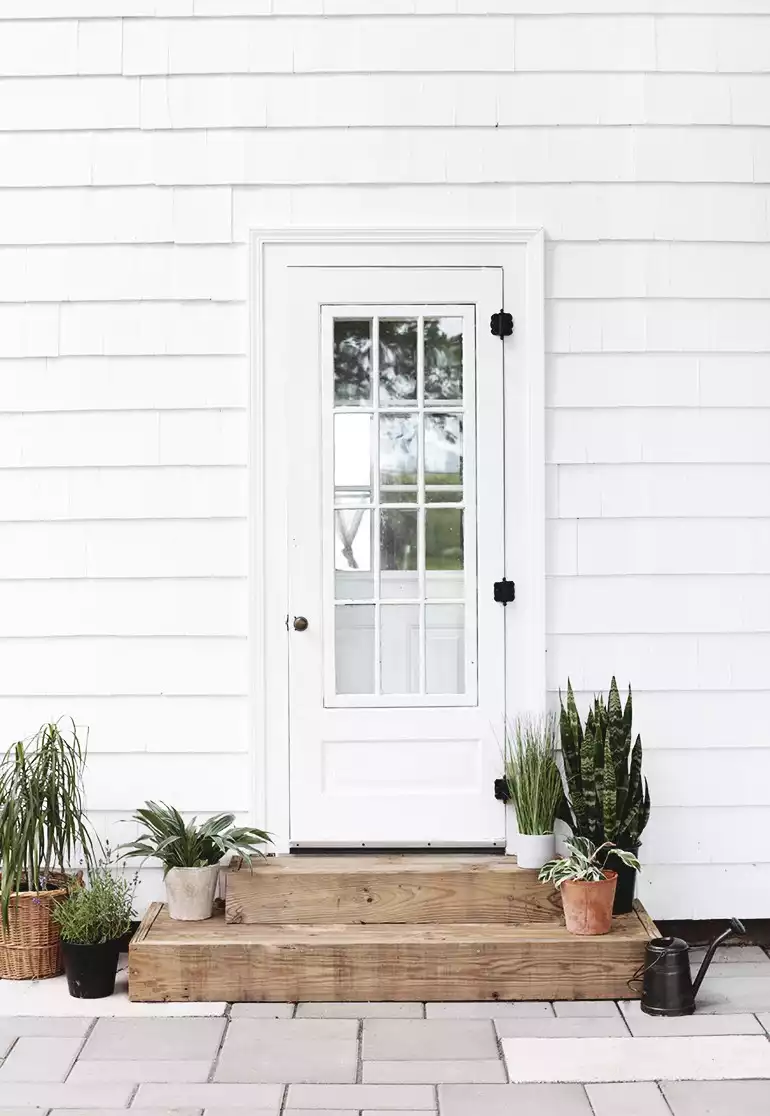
[289,844,505,856]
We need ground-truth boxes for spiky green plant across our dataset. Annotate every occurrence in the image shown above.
[502,714,564,836]
[559,678,650,850]
[539,836,641,887]
[118,802,271,874]
[0,719,98,928]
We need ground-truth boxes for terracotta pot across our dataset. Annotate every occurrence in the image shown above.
[560,870,618,936]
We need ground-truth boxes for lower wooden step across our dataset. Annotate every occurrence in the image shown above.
[129,902,656,1003]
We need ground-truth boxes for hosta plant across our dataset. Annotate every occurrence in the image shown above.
[559,677,650,850]
[502,713,563,836]
[539,836,641,887]
[119,802,271,873]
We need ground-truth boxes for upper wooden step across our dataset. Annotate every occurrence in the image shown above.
[225,854,562,925]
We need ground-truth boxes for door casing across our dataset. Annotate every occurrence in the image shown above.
[251,228,546,853]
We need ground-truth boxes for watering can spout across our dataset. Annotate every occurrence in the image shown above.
[691,917,746,997]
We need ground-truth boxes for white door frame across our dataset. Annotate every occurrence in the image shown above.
[250,228,545,853]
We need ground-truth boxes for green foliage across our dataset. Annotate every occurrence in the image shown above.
[559,678,651,850]
[0,719,98,929]
[539,836,641,888]
[502,714,564,836]
[52,863,135,946]
[119,802,272,875]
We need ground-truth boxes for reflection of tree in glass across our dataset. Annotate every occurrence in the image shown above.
[379,320,417,402]
[426,509,464,571]
[380,510,417,571]
[425,318,462,402]
[334,320,371,404]
[380,414,417,485]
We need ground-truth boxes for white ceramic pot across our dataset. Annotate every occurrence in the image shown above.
[516,833,556,871]
[164,865,220,921]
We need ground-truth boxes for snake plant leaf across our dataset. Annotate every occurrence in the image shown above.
[602,730,618,842]
[607,677,628,787]
[559,681,587,833]
[580,709,597,836]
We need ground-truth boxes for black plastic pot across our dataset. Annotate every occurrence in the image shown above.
[606,844,640,915]
[61,939,121,999]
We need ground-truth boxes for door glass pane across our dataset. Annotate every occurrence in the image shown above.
[380,509,418,599]
[425,414,463,490]
[335,604,375,694]
[424,317,463,402]
[335,413,371,505]
[426,603,465,694]
[380,414,418,491]
[327,310,474,702]
[335,510,373,600]
[381,604,420,694]
[334,319,371,405]
[425,508,464,600]
[379,319,417,404]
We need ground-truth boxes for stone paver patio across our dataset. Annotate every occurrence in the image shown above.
[1,947,770,1113]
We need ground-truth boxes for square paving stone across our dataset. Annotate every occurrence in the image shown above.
[230,1003,295,1018]
[586,1082,671,1115]
[215,1040,356,1084]
[502,1035,770,1082]
[553,1001,622,1018]
[134,1083,282,1108]
[662,1079,770,1115]
[82,1018,226,1061]
[297,1003,423,1019]
[286,1085,435,1109]
[620,1001,763,1036]
[0,1037,82,1082]
[216,1018,357,1084]
[495,1016,628,1038]
[67,1059,213,1083]
[681,978,770,1014]
[363,1019,497,1060]
[438,1083,592,1116]
[363,1060,506,1083]
[0,1017,94,1037]
[425,1002,553,1018]
[0,1084,134,1108]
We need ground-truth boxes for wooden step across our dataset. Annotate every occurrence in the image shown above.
[225,855,563,925]
[128,902,656,1003]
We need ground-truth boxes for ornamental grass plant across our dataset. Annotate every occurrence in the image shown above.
[502,713,563,836]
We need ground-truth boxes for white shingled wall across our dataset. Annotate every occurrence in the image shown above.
[0,1,769,918]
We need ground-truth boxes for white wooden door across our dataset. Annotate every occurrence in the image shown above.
[286,265,507,846]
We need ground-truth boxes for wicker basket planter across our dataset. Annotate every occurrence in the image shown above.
[0,878,68,980]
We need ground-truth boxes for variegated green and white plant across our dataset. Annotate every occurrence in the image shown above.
[539,836,641,887]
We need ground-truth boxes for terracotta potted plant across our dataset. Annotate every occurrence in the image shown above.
[52,862,136,999]
[539,837,641,935]
[120,802,271,921]
[0,720,97,980]
[502,713,563,870]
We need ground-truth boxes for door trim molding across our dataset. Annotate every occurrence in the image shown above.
[250,227,545,852]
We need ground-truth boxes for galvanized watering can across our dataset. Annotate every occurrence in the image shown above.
[640,917,746,1016]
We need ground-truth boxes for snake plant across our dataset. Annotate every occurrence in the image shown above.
[559,677,650,850]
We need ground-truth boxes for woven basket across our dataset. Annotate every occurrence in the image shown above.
[0,877,67,980]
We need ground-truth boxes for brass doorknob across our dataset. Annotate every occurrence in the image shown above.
[293,616,309,632]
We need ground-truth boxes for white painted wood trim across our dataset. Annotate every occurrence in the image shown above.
[251,227,546,852]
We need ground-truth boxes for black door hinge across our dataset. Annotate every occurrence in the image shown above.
[490,309,514,338]
[494,577,516,605]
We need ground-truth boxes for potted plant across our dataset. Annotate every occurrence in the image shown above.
[502,713,563,870]
[559,677,650,914]
[539,836,641,935]
[52,862,136,999]
[0,719,97,980]
[120,802,271,921]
